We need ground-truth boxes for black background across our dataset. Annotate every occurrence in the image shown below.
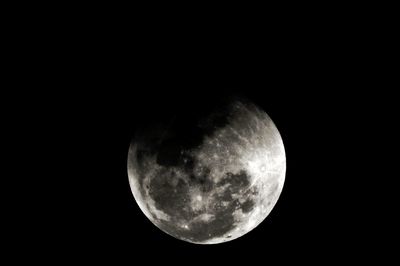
[11,10,393,264]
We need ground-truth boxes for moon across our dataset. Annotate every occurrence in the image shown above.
[127,96,286,244]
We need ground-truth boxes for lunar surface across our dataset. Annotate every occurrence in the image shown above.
[127,96,286,244]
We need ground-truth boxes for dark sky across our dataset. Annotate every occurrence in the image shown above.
[13,21,389,264]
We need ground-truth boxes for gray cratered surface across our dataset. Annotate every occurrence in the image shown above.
[127,97,286,244]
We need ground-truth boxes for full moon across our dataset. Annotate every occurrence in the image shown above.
[127,96,286,244]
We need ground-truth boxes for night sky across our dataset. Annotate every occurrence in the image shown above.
[15,25,385,263]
